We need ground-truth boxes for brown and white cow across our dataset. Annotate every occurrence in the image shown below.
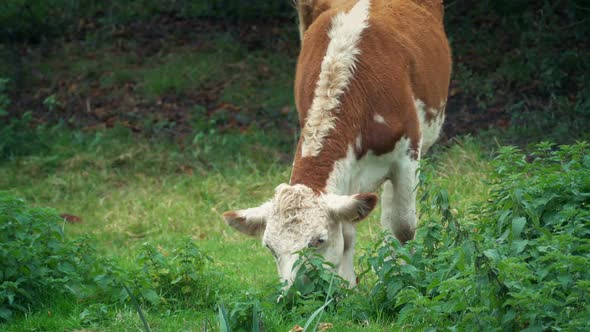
[223,0,451,286]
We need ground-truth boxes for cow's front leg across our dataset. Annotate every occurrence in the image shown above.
[380,155,419,244]
[338,222,357,286]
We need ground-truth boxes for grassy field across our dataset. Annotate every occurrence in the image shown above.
[0,125,494,330]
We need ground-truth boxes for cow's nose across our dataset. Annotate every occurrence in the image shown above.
[278,255,300,287]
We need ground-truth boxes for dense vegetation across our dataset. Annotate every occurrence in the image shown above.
[1,141,588,330]
[1,0,589,330]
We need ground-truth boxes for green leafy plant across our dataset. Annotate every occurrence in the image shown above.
[277,248,350,317]
[137,239,216,308]
[0,192,97,321]
[79,303,111,327]
[224,292,264,332]
[355,142,590,330]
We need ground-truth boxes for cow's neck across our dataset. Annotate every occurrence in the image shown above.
[289,137,359,196]
[290,130,414,197]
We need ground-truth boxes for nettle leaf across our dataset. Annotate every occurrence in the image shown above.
[0,307,12,321]
[483,249,500,262]
[511,217,527,239]
[511,240,529,254]
[0,193,101,319]
[141,289,160,305]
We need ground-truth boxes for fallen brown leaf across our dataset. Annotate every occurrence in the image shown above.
[60,213,82,223]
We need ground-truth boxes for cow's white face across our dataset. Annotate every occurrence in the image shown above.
[223,184,377,286]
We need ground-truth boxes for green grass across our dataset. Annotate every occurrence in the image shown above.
[0,124,493,331]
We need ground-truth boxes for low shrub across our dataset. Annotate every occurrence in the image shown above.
[0,191,97,321]
[137,240,218,308]
[357,142,590,330]
[221,249,351,331]
[221,292,264,331]
[0,191,218,322]
[91,240,219,309]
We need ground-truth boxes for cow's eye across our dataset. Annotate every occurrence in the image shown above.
[308,238,326,248]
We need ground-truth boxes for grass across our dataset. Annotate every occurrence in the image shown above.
[0,124,493,330]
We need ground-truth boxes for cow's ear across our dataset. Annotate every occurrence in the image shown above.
[322,193,378,222]
[223,202,271,237]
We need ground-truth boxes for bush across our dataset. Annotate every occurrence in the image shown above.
[221,249,350,330]
[0,191,97,321]
[91,240,219,309]
[357,142,590,330]
[137,240,217,308]
[0,191,219,322]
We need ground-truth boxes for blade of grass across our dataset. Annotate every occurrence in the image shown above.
[302,298,333,332]
[303,273,336,332]
[122,282,152,332]
[217,303,231,332]
[252,301,260,332]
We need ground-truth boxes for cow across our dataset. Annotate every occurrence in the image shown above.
[223,0,452,287]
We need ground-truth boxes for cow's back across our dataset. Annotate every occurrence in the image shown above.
[291,0,451,190]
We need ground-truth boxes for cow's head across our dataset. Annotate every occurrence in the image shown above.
[223,184,377,286]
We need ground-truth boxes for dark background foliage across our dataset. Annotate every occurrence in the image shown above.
[0,0,588,150]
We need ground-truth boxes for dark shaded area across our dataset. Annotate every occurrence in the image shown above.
[1,0,589,152]
[442,0,589,143]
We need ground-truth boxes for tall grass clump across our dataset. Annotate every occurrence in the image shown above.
[357,142,590,330]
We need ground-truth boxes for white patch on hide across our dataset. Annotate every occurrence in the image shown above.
[325,137,413,195]
[373,113,387,125]
[415,98,445,155]
[355,134,362,152]
[380,145,419,242]
[301,0,371,157]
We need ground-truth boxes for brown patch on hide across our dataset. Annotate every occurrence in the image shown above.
[223,211,265,236]
[353,192,378,221]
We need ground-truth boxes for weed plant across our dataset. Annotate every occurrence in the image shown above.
[0,192,96,320]
[277,249,350,315]
[354,142,590,330]
[0,191,220,325]
[218,142,589,330]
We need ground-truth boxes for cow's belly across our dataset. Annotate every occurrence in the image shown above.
[415,98,446,155]
[325,137,413,195]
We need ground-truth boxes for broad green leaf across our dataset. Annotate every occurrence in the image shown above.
[218,304,231,332]
[141,289,160,305]
[511,217,527,239]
